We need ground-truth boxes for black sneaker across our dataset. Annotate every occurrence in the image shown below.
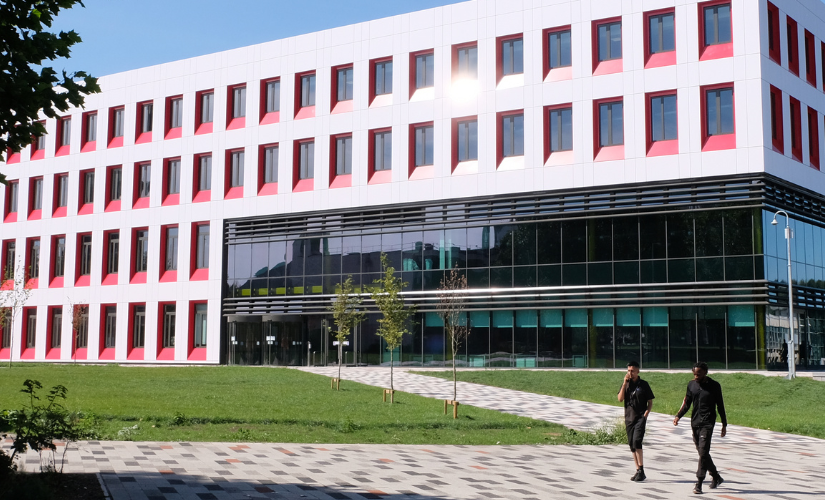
[710,475,724,489]
[630,471,639,481]
[693,481,703,494]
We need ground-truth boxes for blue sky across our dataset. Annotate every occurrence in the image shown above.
[50,0,465,77]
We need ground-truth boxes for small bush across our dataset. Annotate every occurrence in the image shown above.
[170,412,190,426]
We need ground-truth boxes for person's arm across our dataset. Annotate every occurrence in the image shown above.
[716,382,727,436]
[644,399,653,418]
[673,385,692,425]
[617,373,630,402]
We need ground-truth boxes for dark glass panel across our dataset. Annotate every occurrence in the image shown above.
[513,266,536,287]
[514,310,537,367]
[727,305,756,368]
[323,237,342,276]
[234,244,252,279]
[382,233,403,271]
[467,311,490,367]
[615,307,641,367]
[642,307,668,368]
[251,243,269,278]
[361,234,382,273]
[490,267,512,287]
[696,257,723,281]
[669,306,697,368]
[422,230,443,270]
[724,210,753,256]
[668,259,695,282]
[423,312,445,366]
[490,225,514,267]
[590,218,612,262]
[563,309,588,367]
[725,256,754,281]
[304,238,324,275]
[537,222,561,264]
[490,310,513,367]
[588,262,612,285]
[402,231,423,271]
[251,278,268,296]
[268,241,287,277]
[305,276,323,294]
[639,215,666,259]
[232,279,250,298]
[538,265,561,286]
[667,213,694,258]
[591,308,614,368]
[467,227,489,268]
[444,228,467,268]
[342,236,361,274]
[695,212,723,257]
[287,276,304,294]
[402,271,421,291]
[613,216,638,261]
[562,264,586,286]
[562,220,586,263]
[268,277,286,296]
[423,270,444,290]
[538,309,562,367]
[614,261,639,284]
[467,268,488,288]
[513,224,537,265]
[640,260,667,283]
[698,306,726,369]
[286,240,305,276]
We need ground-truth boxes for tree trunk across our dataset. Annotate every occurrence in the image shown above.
[338,343,342,382]
[390,348,394,395]
[451,329,457,401]
[7,315,13,369]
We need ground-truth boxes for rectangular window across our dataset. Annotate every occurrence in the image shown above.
[194,304,208,348]
[705,87,734,136]
[200,92,214,123]
[414,125,434,166]
[4,242,16,280]
[501,38,524,76]
[767,2,780,63]
[141,103,153,133]
[34,132,46,153]
[138,163,151,198]
[76,307,88,348]
[56,174,69,208]
[132,305,145,348]
[196,225,210,269]
[169,98,183,129]
[787,17,799,75]
[650,94,678,142]
[232,86,246,118]
[167,159,180,195]
[548,29,572,69]
[805,30,816,85]
[337,67,354,102]
[165,226,178,271]
[299,141,315,179]
[456,46,478,79]
[704,3,731,46]
[107,232,119,275]
[549,107,573,152]
[770,85,784,152]
[1,310,10,348]
[808,107,819,168]
[104,306,117,348]
[374,131,392,171]
[112,108,124,138]
[29,239,40,279]
[199,155,212,191]
[162,304,176,348]
[375,60,393,95]
[79,235,92,276]
[53,237,66,278]
[599,101,624,147]
[85,113,97,143]
[135,230,148,273]
[83,171,95,205]
[649,13,675,54]
[790,97,802,160]
[109,167,122,201]
[598,22,622,61]
[264,146,278,183]
[51,308,62,349]
[335,136,353,175]
[7,182,18,214]
[457,120,478,161]
[26,310,36,348]
[60,117,71,147]
[502,114,524,157]
[230,151,244,187]
[265,80,280,113]
[300,74,316,107]
[415,53,435,89]
[32,178,43,211]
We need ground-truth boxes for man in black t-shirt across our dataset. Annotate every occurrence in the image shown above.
[673,361,727,495]
[618,361,654,482]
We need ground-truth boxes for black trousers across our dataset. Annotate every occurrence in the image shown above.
[626,417,646,452]
[691,425,719,479]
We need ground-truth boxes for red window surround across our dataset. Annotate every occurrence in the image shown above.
[292,140,315,192]
[75,233,91,287]
[408,50,434,99]
[159,224,177,283]
[644,9,676,68]
[130,227,148,285]
[408,122,435,180]
[592,98,625,161]
[21,307,36,359]
[108,106,124,148]
[52,173,68,218]
[808,107,820,169]
[226,84,246,130]
[81,111,96,152]
[135,101,153,144]
[592,17,622,75]
[769,85,784,153]
[55,116,70,156]
[767,2,781,64]
[164,95,183,140]
[24,238,38,289]
[133,162,150,209]
[195,90,213,135]
[329,134,352,189]
[49,235,65,288]
[98,304,116,360]
[224,149,244,200]
[331,65,353,114]
[71,303,87,360]
[28,177,42,221]
[450,116,475,174]
[451,41,477,82]
[259,79,280,125]
[698,1,733,61]
[805,30,817,87]
[787,16,799,76]
[367,128,392,185]
[700,83,736,152]
[193,153,212,203]
[157,302,176,360]
[46,306,62,359]
[645,91,679,157]
[190,222,209,281]
[188,301,207,361]
[495,110,524,168]
[543,26,572,82]
[162,157,180,206]
[789,96,802,161]
[369,56,393,107]
[5,147,21,164]
[78,168,94,215]
[294,72,316,120]
[496,33,523,85]
[543,104,574,164]
[102,229,118,286]
[257,144,278,195]
[1,240,14,287]
[4,180,18,223]
[126,302,145,360]
[30,120,46,160]
[104,165,121,212]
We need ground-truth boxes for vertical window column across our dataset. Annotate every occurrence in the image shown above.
[162,158,181,205]
[330,135,352,188]
[165,95,183,139]
[193,154,212,202]
[99,304,117,360]
[409,123,434,179]
[545,105,573,162]
[195,90,214,134]
[293,140,315,191]
[647,92,678,156]
[368,128,392,183]
[370,57,393,105]
[136,101,153,143]
[593,18,623,74]
[192,223,210,281]
[189,302,208,360]
[544,27,571,81]
[595,99,624,160]
[56,116,71,156]
[225,149,245,199]
[227,84,247,129]
[158,303,176,360]
[701,85,735,151]
[699,2,732,60]
[76,233,92,286]
[81,111,97,152]
[259,79,280,124]
[53,173,69,217]
[645,10,675,67]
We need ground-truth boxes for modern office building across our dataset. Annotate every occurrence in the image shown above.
[1,0,824,370]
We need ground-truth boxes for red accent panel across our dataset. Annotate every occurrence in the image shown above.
[331,101,352,115]
[80,141,96,153]
[700,83,736,152]
[0,348,10,360]
[258,183,278,196]
[260,112,280,125]
[21,307,36,359]
[408,122,434,178]
[102,274,118,286]
[330,174,351,189]
[369,56,392,106]
[808,107,820,170]
[135,132,152,144]
[645,91,679,157]
[108,106,124,148]
[787,16,799,76]
[30,149,44,160]
[369,170,391,185]
[127,347,144,361]
[643,9,676,69]
[157,348,175,361]
[193,190,211,203]
[75,275,90,287]
[165,127,182,140]
[191,268,208,281]
[593,98,625,160]
[594,145,625,162]
[767,3,781,64]
[49,277,63,288]
[770,85,784,153]
[368,127,392,183]
[295,106,315,120]
[789,96,802,162]
[105,200,120,212]
[647,140,678,157]
[26,278,38,289]
[162,194,179,206]
[805,30,817,86]
[4,213,16,223]
[226,117,245,130]
[52,207,67,218]
[0,280,11,291]
[6,149,21,164]
[293,179,314,192]
[698,1,732,61]
[55,145,70,157]
[194,89,213,134]
[188,300,207,360]
[73,347,87,361]
[133,197,149,210]
[592,17,623,75]
[225,187,243,200]
[28,209,41,221]
[108,136,123,149]
[81,111,96,152]
[130,227,148,283]
[130,272,147,284]
[195,122,213,135]
[409,50,433,99]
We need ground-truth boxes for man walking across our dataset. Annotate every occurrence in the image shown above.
[673,362,727,494]
[618,361,654,482]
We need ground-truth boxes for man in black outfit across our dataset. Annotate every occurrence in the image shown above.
[618,361,654,482]
[673,362,727,494]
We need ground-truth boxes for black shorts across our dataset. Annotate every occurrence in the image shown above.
[626,416,647,452]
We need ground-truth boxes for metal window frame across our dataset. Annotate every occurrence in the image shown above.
[132,305,145,348]
[598,21,622,61]
[135,230,148,273]
[231,151,245,188]
[233,87,246,118]
[53,237,65,277]
[165,227,179,271]
[337,68,354,102]
[167,160,181,195]
[264,146,279,183]
[502,38,523,76]
[266,81,280,113]
[60,117,71,147]
[201,93,214,123]
[57,175,69,207]
[110,167,122,201]
[374,131,392,171]
[107,232,119,275]
[170,98,183,128]
[375,60,393,95]
[548,30,572,69]
[80,235,92,276]
[86,113,97,142]
[50,308,62,348]
[163,304,176,348]
[335,136,352,175]
[113,108,124,137]
[196,225,210,269]
[104,307,117,348]
[199,156,212,191]
[457,119,478,161]
[141,103,153,133]
[414,125,434,166]
[194,303,208,347]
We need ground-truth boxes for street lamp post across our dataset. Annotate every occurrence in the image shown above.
[771,210,796,380]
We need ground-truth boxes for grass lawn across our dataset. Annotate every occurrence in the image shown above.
[0,365,620,445]
[413,370,825,439]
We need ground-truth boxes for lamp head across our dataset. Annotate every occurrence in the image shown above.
[771,217,778,226]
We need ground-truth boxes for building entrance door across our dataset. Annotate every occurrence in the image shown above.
[227,316,262,365]
[262,315,304,366]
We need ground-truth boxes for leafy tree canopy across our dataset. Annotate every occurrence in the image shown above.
[0,0,100,183]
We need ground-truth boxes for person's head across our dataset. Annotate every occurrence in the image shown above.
[692,361,709,382]
[627,361,640,380]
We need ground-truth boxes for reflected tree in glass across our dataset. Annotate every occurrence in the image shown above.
[329,275,365,386]
[437,266,471,405]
